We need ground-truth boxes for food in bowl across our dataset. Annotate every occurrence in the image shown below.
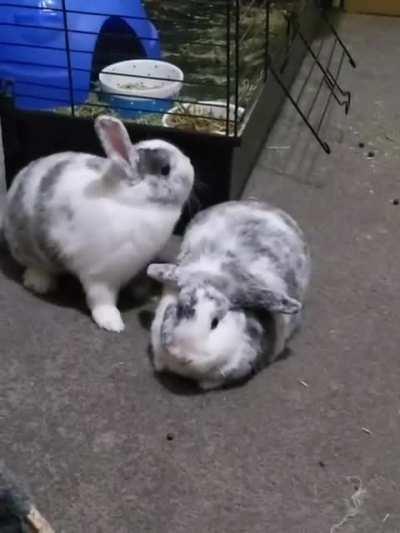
[163,101,244,135]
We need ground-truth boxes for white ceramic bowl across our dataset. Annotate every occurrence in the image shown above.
[99,59,184,101]
[162,100,245,135]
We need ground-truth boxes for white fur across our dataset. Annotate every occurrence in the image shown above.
[151,287,255,390]
[4,117,194,332]
[148,200,311,389]
[52,166,181,282]
[151,287,178,372]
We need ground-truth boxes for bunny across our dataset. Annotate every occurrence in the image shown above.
[3,115,194,332]
[147,200,311,390]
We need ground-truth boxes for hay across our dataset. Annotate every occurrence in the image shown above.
[330,477,367,533]
[361,427,372,435]
[144,0,297,106]
[298,379,309,388]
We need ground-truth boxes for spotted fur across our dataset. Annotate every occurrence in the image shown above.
[3,116,194,332]
[148,200,311,389]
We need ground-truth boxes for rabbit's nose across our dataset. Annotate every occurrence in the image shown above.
[168,345,192,366]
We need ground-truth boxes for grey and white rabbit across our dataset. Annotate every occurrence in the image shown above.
[3,115,194,332]
[147,200,311,390]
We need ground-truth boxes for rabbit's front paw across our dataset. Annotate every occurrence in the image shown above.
[92,305,125,333]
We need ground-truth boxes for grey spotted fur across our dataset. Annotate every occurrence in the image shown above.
[2,115,195,333]
[148,200,311,389]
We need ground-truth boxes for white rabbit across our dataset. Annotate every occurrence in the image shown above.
[147,200,311,390]
[3,115,194,332]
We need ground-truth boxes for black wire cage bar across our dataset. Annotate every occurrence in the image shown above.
[0,0,356,230]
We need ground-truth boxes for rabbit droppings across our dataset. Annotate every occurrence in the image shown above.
[3,116,194,332]
[147,200,311,390]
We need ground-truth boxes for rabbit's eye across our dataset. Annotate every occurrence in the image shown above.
[161,164,170,176]
[210,317,219,330]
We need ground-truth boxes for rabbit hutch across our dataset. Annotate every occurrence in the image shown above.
[0,0,355,230]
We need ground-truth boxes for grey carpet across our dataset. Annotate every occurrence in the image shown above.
[0,13,399,533]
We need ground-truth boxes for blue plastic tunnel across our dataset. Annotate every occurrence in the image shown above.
[0,0,161,110]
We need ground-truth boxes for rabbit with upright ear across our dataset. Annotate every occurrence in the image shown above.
[147,200,311,390]
[3,116,194,332]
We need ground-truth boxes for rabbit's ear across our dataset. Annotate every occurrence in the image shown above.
[147,263,179,286]
[261,291,301,314]
[228,267,302,315]
[95,116,134,165]
[233,288,301,314]
[232,287,301,315]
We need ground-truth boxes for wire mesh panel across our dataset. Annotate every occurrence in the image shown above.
[266,2,356,153]
[0,0,308,138]
[0,0,356,218]
[0,1,161,109]
[0,0,354,147]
